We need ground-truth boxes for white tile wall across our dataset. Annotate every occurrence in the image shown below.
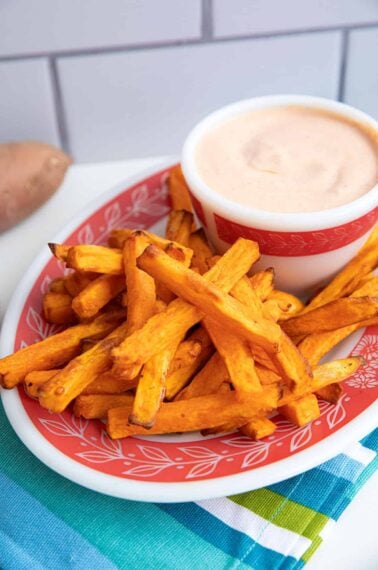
[0,2,377,162]
[344,28,378,118]
[213,0,378,37]
[0,0,201,56]
[58,32,342,161]
[0,59,60,146]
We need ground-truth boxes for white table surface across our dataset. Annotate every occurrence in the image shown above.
[0,157,376,569]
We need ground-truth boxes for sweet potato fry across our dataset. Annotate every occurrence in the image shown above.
[268,290,305,321]
[189,229,213,274]
[279,357,362,404]
[72,274,125,319]
[82,371,138,395]
[283,296,378,337]
[316,383,343,404]
[108,229,193,266]
[250,268,275,300]
[43,292,76,324]
[49,277,67,294]
[123,233,156,334]
[239,416,277,440]
[165,210,193,246]
[48,243,71,262]
[279,394,320,427]
[201,420,241,436]
[112,238,260,372]
[0,310,123,388]
[24,369,59,397]
[38,322,129,412]
[167,164,193,212]
[66,245,123,274]
[204,317,262,393]
[107,385,279,438]
[175,352,229,400]
[298,317,378,366]
[165,328,214,400]
[167,337,204,375]
[155,242,191,303]
[63,271,97,297]
[298,277,378,365]
[74,393,134,419]
[302,224,378,312]
[129,343,179,427]
[137,245,281,353]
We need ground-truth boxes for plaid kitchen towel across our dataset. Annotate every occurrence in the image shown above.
[0,400,376,570]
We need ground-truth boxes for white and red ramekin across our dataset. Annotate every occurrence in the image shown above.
[182,95,378,295]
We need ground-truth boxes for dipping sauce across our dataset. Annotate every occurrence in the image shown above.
[196,106,378,212]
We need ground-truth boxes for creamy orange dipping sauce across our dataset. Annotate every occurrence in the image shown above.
[196,106,378,212]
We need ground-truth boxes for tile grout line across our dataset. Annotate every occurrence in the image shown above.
[48,57,71,154]
[201,0,213,40]
[337,29,350,102]
[0,21,377,63]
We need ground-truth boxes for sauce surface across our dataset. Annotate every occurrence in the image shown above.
[196,106,378,212]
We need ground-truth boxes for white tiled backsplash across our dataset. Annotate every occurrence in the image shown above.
[0,0,377,162]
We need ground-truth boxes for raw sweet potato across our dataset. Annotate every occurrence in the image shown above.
[0,141,71,232]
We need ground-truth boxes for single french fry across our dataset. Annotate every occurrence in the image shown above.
[129,343,179,427]
[167,338,204,375]
[201,418,242,436]
[279,357,363,405]
[204,317,262,393]
[137,245,281,353]
[66,245,123,275]
[165,328,214,400]
[168,165,193,212]
[48,243,71,262]
[63,271,98,297]
[107,385,279,438]
[302,224,378,312]
[267,290,305,321]
[299,317,378,366]
[74,393,134,419]
[250,268,275,301]
[108,229,193,266]
[43,292,76,325]
[49,277,67,294]
[175,352,229,400]
[230,275,266,315]
[82,371,138,395]
[24,369,60,397]
[165,210,193,246]
[72,274,125,319]
[38,322,129,412]
[189,229,214,274]
[316,383,343,404]
[351,276,378,298]
[240,417,277,440]
[279,394,320,427]
[297,276,378,365]
[124,233,156,334]
[112,238,260,372]
[262,299,282,321]
[283,296,378,338]
[0,310,123,388]
[155,242,192,303]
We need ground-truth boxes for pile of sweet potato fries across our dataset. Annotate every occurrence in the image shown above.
[0,166,377,440]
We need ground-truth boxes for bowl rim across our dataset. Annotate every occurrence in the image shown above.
[181,94,378,233]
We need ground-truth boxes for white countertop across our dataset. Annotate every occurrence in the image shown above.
[0,157,376,569]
